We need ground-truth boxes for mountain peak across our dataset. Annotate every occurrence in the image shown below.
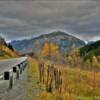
[11,31,85,54]
[49,31,69,35]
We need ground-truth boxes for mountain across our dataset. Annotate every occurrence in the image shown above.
[11,31,85,54]
[0,36,18,59]
[84,40,95,45]
[80,40,100,60]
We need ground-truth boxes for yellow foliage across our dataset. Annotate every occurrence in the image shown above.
[50,43,59,56]
[91,55,98,66]
[42,41,50,57]
[27,57,100,100]
[0,44,17,59]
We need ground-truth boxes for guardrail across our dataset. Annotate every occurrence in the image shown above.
[0,57,28,89]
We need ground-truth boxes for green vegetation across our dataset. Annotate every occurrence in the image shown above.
[80,40,100,61]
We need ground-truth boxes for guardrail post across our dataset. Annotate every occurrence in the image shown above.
[9,75,13,89]
[18,64,22,74]
[23,62,25,71]
[16,69,19,79]
[20,64,23,74]
[4,72,10,80]
[18,64,20,69]
[13,67,17,73]
[21,61,26,71]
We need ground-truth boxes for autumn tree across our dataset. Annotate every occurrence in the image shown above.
[50,43,59,57]
[42,41,50,57]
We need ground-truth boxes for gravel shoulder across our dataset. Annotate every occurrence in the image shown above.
[0,66,28,100]
[0,57,44,100]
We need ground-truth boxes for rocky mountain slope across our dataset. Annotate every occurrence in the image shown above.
[11,31,85,54]
[80,40,100,61]
[0,36,18,59]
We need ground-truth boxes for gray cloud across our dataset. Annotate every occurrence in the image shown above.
[0,0,100,41]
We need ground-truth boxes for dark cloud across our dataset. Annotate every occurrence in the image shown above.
[0,0,100,41]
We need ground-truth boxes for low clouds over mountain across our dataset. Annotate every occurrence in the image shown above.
[0,0,100,41]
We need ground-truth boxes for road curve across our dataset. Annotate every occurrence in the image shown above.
[0,57,27,74]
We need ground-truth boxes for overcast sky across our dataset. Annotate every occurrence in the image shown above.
[0,0,100,41]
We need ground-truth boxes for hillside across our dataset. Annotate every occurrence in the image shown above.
[11,31,85,54]
[80,40,100,61]
[0,36,18,59]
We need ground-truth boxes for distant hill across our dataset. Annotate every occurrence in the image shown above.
[80,40,100,60]
[0,36,18,59]
[11,31,85,54]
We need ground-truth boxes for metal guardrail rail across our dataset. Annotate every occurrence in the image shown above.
[0,57,28,88]
[0,57,27,74]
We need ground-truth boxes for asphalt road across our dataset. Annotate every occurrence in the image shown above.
[0,64,28,100]
[0,57,27,74]
[0,57,28,100]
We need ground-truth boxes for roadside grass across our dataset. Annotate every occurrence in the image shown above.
[27,57,45,100]
[27,58,100,100]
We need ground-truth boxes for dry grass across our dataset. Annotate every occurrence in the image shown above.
[27,57,45,100]
[0,44,18,60]
[27,58,100,100]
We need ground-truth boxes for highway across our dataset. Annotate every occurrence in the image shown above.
[0,57,27,74]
